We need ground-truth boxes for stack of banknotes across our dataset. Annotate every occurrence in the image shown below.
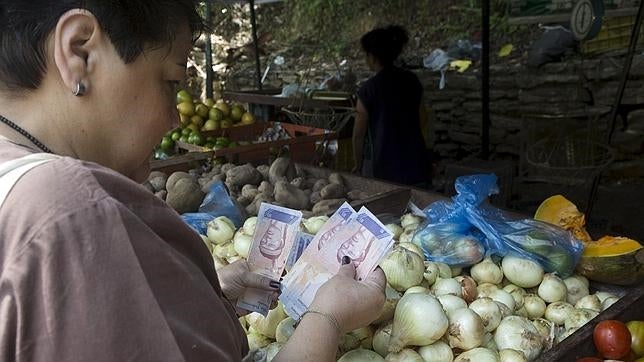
[238,202,394,317]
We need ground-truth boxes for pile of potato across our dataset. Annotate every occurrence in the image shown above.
[144,157,370,217]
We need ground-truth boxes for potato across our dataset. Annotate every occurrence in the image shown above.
[274,181,309,210]
[290,177,305,189]
[221,163,236,174]
[166,178,204,214]
[312,179,329,193]
[246,194,273,216]
[148,171,168,192]
[328,173,344,186]
[256,164,270,181]
[301,210,314,219]
[258,181,274,197]
[310,191,322,205]
[154,190,167,200]
[237,195,253,207]
[347,190,369,201]
[320,183,345,200]
[201,179,219,194]
[312,198,347,216]
[304,178,319,189]
[241,184,259,199]
[212,173,226,183]
[226,164,263,187]
[166,172,193,192]
[269,157,290,184]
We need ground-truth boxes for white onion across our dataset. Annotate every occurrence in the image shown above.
[489,289,516,312]
[350,326,374,350]
[247,303,286,339]
[207,216,236,244]
[227,255,242,264]
[451,266,463,276]
[438,294,468,318]
[494,316,543,361]
[499,349,527,362]
[399,242,424,258]
[454,347,500,362]
[400,225,419,243]
[242,216,257,236]
[502,284,526,309]
[375,285,402,324]
[595,291,618,303]
[380,246,425,292]
[373,323,393,357]
[515,306,529,318]
[275,317,296,343]
[401,213,423,228]
[469,298,502,332]
[455,275,479,304]
[233,231,252,258]
[471,257,503,285]
[563,276,589,305]
[570,274,589,288]
[424,261,440,286]
[247,332,271,350]
[432,278,463,297]
[523,294,546,320]
[556,328,577,343]
[418,341,454,362]
[477,283,500,298]
[213,242,236,259]
[564,308,598,331]
[436,262,453,278]
[602,296,619,311]
[265,341,283,361]
[482,332,498,351]
[501,256,544,288]
[496,302,513,318]
[537,274,567,303]
[575,294,601,312]
[385,349,424,362]
[447,308,485,350]
[339,349,385,362]
[405,286,430,296]
[532,318,555,350]
[303,216,329,235]
[389,293,448,352]
[386,223,404,240]
[544,302,574,325]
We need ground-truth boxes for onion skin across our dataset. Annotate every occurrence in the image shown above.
[469,298,502,333]
[447,308,485,350]
[471,257,503,285]
[385,349,424,362]
[418,341,454,362]
[339,349,385,362]
[456,275,479,303]
[454,347,500,362]
[538,274,567,303]
[523,294,547,320]
[494,316,543,361]
[388,293,449,352]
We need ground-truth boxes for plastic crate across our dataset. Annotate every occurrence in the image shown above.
[444,159,515,207]
[582,15,644,55]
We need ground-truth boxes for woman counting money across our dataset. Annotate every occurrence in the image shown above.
[0,2,385,361]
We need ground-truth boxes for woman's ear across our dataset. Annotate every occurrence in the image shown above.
[52,9,101,96]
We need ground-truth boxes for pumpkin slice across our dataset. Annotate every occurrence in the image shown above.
[577,236,644,285]
[534,195,592,243]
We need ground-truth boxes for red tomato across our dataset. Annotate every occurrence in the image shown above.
[594,320,632,359]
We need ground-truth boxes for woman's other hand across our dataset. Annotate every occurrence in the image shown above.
[309,258,386,334]
[217,260,280,300]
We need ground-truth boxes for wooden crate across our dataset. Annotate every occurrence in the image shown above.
[149,151,212,174]
[536,282,644,361]
[177,122,336,164]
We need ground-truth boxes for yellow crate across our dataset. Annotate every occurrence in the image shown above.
[582,15,644,54]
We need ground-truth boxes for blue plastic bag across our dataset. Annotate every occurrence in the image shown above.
[415,174,584,277]
[181,181,245,235]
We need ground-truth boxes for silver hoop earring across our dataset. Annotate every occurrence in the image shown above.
[73,82,86,96]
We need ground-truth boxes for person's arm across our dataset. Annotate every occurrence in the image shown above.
[273,261,386,362]
[352,99,369,173]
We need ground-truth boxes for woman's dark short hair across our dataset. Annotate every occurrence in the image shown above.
[0,1,204,92]
[360,25,409,66]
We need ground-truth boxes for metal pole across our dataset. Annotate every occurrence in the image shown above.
[606,1,644,144]
[205,2,214,99]
[249,0,262,90]
[481,0,490,160]
[587,0,644,216]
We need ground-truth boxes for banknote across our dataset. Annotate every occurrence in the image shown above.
[237,202,302,315]
[280,206,394,319]
[285,231,314,272]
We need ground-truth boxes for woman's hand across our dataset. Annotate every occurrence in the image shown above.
[217,260,280,300]
[309,258,386,334]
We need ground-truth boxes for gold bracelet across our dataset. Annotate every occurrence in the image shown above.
[300,309,341,335]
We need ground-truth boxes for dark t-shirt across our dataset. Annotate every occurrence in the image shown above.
[357,66,430,185]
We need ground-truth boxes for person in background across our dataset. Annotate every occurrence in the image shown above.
[353,25,431,187]
[0,2,385,361]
